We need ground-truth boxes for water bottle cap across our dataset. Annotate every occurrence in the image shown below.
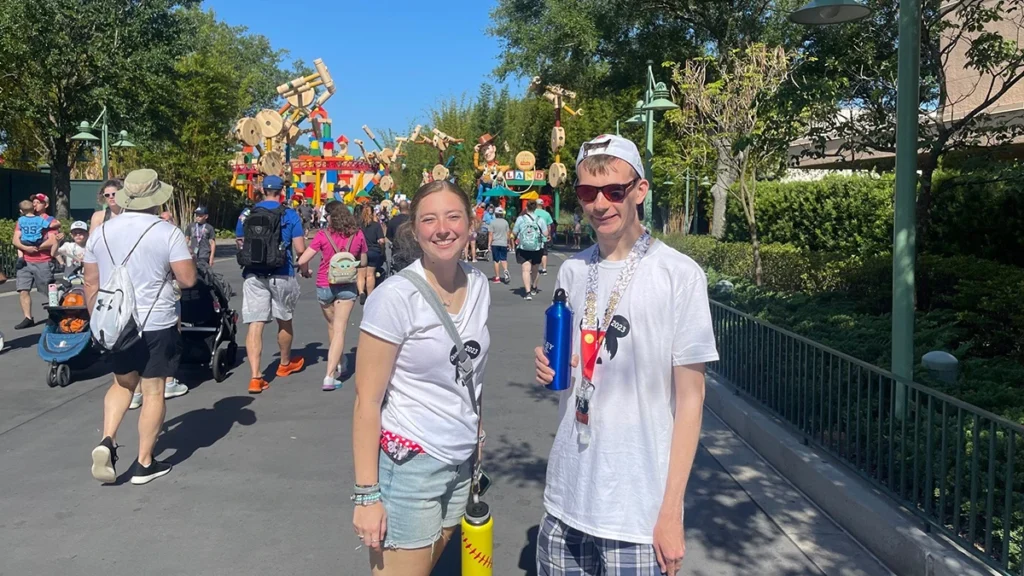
[553,288,568,303]
[464,501,491,524]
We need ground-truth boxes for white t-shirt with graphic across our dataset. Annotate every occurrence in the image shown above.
[83,212,192,331]
[360,259,491,465]
[543,240,720,544]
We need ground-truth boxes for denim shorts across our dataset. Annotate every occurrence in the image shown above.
[378,448,472,549]
[315,284,357,305]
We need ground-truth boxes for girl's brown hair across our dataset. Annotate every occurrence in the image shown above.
[97,178,123,203]
[358,202,375,227]
[325,200,358,236]
[410,180,473,225]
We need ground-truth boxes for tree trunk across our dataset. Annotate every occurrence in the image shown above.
[51,141,72,221]
[710,139,739,239]
[749,219,763,286]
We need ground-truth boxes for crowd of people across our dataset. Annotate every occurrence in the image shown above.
[6,133,717,576]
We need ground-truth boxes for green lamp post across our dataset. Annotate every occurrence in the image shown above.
[71,106,135,180]
[624,62,680,231]
[793,0,916,412]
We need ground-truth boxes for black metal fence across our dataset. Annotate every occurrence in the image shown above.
[709,300,1024,575]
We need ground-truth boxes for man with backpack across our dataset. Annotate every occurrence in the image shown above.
[235,176,308,394]
[513,199,549,300]
[84,169,197,485]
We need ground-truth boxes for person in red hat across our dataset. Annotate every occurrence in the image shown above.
[11,193,60,329]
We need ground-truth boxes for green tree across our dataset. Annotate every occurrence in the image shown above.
[141,9,287,225]
[0,0,198,219]
[799,0,1024,248]
[671,44,797,285]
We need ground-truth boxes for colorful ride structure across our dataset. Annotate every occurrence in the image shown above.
[229,57,376,206]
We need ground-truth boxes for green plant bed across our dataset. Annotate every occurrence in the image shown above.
[663,233,1024,423]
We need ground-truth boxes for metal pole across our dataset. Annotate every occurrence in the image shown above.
[684,166,691,236]
[100,106,109,181]
[892,0,921,415]
[616,120,620,136]
[643,61,655,230]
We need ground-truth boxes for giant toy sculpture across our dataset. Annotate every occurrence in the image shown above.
[529,76,581,191]
[412,128,465,183]
[230,58,375,204]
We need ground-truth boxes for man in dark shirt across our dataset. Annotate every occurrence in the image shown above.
[385,200,410,241]
[185,206,216,271]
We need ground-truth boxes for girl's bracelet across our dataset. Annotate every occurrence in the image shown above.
[353,483,379,495]
[351,491,382,506]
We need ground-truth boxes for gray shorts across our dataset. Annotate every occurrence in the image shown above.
[16,261,54,293]
[242,275,300,323]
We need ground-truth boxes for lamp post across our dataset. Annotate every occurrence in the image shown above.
[791,0,915,412]
[71,105,135,181]
[623,62,679,230]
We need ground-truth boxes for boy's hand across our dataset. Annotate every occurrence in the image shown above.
[534,346,578,386]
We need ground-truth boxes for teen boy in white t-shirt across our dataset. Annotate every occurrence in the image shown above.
[534,134,719,576]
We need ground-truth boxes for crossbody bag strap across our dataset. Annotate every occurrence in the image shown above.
[397,268,486,496]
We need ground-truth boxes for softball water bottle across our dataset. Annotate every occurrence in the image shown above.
[544,288,573,391]
[461,501,493,576]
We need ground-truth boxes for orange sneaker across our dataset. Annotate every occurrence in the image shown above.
[276,357,305,377]
[248,378,269,394]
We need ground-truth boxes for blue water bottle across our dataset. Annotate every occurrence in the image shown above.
[544,288,573,391]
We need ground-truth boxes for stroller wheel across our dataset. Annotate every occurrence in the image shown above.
[57,364,72,387]
[212,345,230,383]
[47,363,59,388]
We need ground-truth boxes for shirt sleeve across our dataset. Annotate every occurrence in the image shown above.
[672,268,720,366]
[83,232,98,264]
[284,209,303,240]
[360,282,413,345]
[168,227,192,263]
[206,224,216,240]
[235,209,248,237]
[309,230,325,253]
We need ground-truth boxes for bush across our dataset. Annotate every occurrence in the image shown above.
[722,174,894,255]
[928,169,1024,267]
[661,232,1024,420]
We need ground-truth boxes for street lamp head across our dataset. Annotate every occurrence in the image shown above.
[663,179,675,186]
[642,82,679,112]
[632,100,644,116]
[71,121,99,142]
[112,130,135,148]
[625,114,644,126]
[789,0,872,25]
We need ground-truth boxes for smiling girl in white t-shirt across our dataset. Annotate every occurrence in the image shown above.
[352,180,490,574]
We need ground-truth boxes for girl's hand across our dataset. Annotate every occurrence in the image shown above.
[353,501,387,551]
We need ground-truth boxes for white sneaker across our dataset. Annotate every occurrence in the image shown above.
[129,392,142,410]
[164,379,188,399]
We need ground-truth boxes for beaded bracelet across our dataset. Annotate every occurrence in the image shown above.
[353,483,380,495]
[351,491,382,506]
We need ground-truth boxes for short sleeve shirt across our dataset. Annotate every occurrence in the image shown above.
[542,241,719,544]
[359,259,491,465]
[185,222,216,262]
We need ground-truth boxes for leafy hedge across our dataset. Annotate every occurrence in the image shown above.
[720,174,894,255]
[662,233,1024,421]
[716,169,1024,266]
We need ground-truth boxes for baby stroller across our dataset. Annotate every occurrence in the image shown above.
[179,267,238,382]
[474,229,491,261]
[38,269,98,387]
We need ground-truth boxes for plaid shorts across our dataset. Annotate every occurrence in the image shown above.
[537,514,663,576]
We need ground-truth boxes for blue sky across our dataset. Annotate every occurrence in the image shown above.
[207,0,525,145]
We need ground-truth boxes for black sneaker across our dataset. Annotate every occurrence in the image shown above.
[539,268,548,275]
[130,459,172,485]
[91,436,118,483]
[531,287,541,296]
[14,317,34,330]
[359,292,368,306]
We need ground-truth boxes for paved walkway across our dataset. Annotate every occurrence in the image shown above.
[0,247,891,575]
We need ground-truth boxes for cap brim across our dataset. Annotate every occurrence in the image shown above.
[115,180,174,211]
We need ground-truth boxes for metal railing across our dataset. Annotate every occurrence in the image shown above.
[708,300,1024,575]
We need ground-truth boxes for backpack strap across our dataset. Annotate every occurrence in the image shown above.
[101,219,161,266]
[345,234,354,253]
[322,230,339,253]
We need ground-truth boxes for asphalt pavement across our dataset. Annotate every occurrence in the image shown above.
[0,246,892,576]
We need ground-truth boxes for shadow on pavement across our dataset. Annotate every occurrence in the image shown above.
[155,396,257,466]
[518,525,539,576]
[486,434,548,489]
[2,332,41,353]
[507,381,560,407]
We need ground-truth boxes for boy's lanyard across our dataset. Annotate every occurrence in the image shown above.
[574,230,652,446]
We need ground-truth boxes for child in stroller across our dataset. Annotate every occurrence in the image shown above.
[37,266,95,387]
[178,267,238,382]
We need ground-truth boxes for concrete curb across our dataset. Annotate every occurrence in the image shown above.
[704,374,998,576]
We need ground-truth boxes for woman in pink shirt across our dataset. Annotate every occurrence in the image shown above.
[297,201,368,390]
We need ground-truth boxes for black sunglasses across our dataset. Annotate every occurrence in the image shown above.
[574,177,639,203]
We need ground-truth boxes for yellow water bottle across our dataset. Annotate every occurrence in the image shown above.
[461,500,493,576]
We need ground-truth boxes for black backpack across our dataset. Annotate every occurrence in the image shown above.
[237,204,287,271]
